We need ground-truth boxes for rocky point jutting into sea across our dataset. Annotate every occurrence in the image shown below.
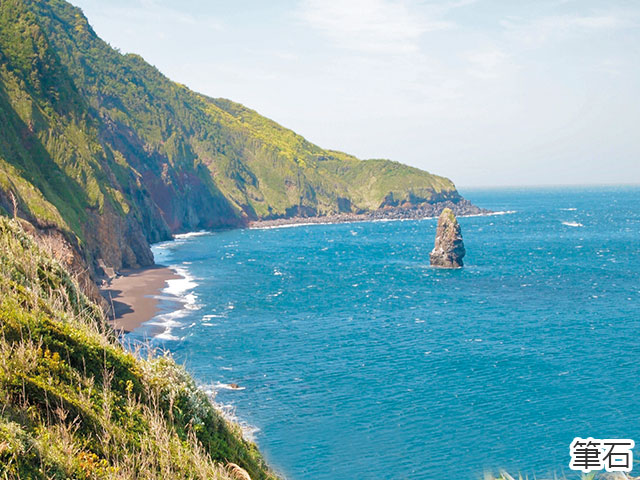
[250,198,489,228]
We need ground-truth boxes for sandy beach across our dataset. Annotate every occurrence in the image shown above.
[100,266,180,333]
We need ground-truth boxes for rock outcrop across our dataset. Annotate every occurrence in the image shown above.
[430,208,465,268]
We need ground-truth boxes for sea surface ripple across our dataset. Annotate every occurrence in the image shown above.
[131,186,640,480]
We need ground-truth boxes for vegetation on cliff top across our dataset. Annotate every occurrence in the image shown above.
[0,0,460,276]
[0,216,277,480]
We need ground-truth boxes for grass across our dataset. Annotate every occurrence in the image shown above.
[0,216,277,480]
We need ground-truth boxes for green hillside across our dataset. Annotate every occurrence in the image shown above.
[0,0,461,278]
[0,216,277,479]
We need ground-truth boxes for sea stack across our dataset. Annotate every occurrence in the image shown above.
[430,208,465,268]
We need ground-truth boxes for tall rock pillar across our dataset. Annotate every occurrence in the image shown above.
[430,208,465,268]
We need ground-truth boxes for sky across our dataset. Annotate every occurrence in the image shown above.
[69,0,640,187]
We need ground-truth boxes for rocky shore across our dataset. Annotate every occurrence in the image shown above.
[249,199,491,229]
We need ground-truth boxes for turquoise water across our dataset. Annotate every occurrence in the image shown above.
[133,187,640,479]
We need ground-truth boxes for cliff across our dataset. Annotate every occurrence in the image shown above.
[0,0,477,283]
[0,216,277,480]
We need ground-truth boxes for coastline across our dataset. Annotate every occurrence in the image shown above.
[99,201,494,332]
[248,199,492,229]
[100,265,181,333]
[98,200,495,333]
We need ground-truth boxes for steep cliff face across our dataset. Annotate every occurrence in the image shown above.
[0,0,474,280]
[0,0,172,277]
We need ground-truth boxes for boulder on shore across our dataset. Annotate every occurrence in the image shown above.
[430,208,465,268]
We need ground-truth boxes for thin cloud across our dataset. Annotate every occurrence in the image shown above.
[502,13,631,45]
[83,0,224,36]
[296,0,452,55]
[466,48,511,79]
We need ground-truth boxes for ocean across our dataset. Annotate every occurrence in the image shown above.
[130,186,640,479]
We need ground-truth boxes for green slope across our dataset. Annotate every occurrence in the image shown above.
[0,0,462,275]
[0,216,277,479]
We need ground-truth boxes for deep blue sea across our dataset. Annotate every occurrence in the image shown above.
[131,186,640,480]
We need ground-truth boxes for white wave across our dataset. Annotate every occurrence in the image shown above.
[489,210,517,216]
[560,208,577,211]
[147,308,189,327]
[144,265,201,341]
[216,403,259,442]
[184,293,200,310]
[199,386,260,442]
[154,331,180,341]
[153,294,189,302]
[251,221,334,230]
[173,230,210,239]
[145,307,189,341]
[213,381,246,391]
[464,210,517,218]
[152,240,175,250]
[371,218,410,223]
[164,266,198,297]
[562,221,584,227]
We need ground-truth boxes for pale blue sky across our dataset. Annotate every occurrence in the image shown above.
[70,0,640,187]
